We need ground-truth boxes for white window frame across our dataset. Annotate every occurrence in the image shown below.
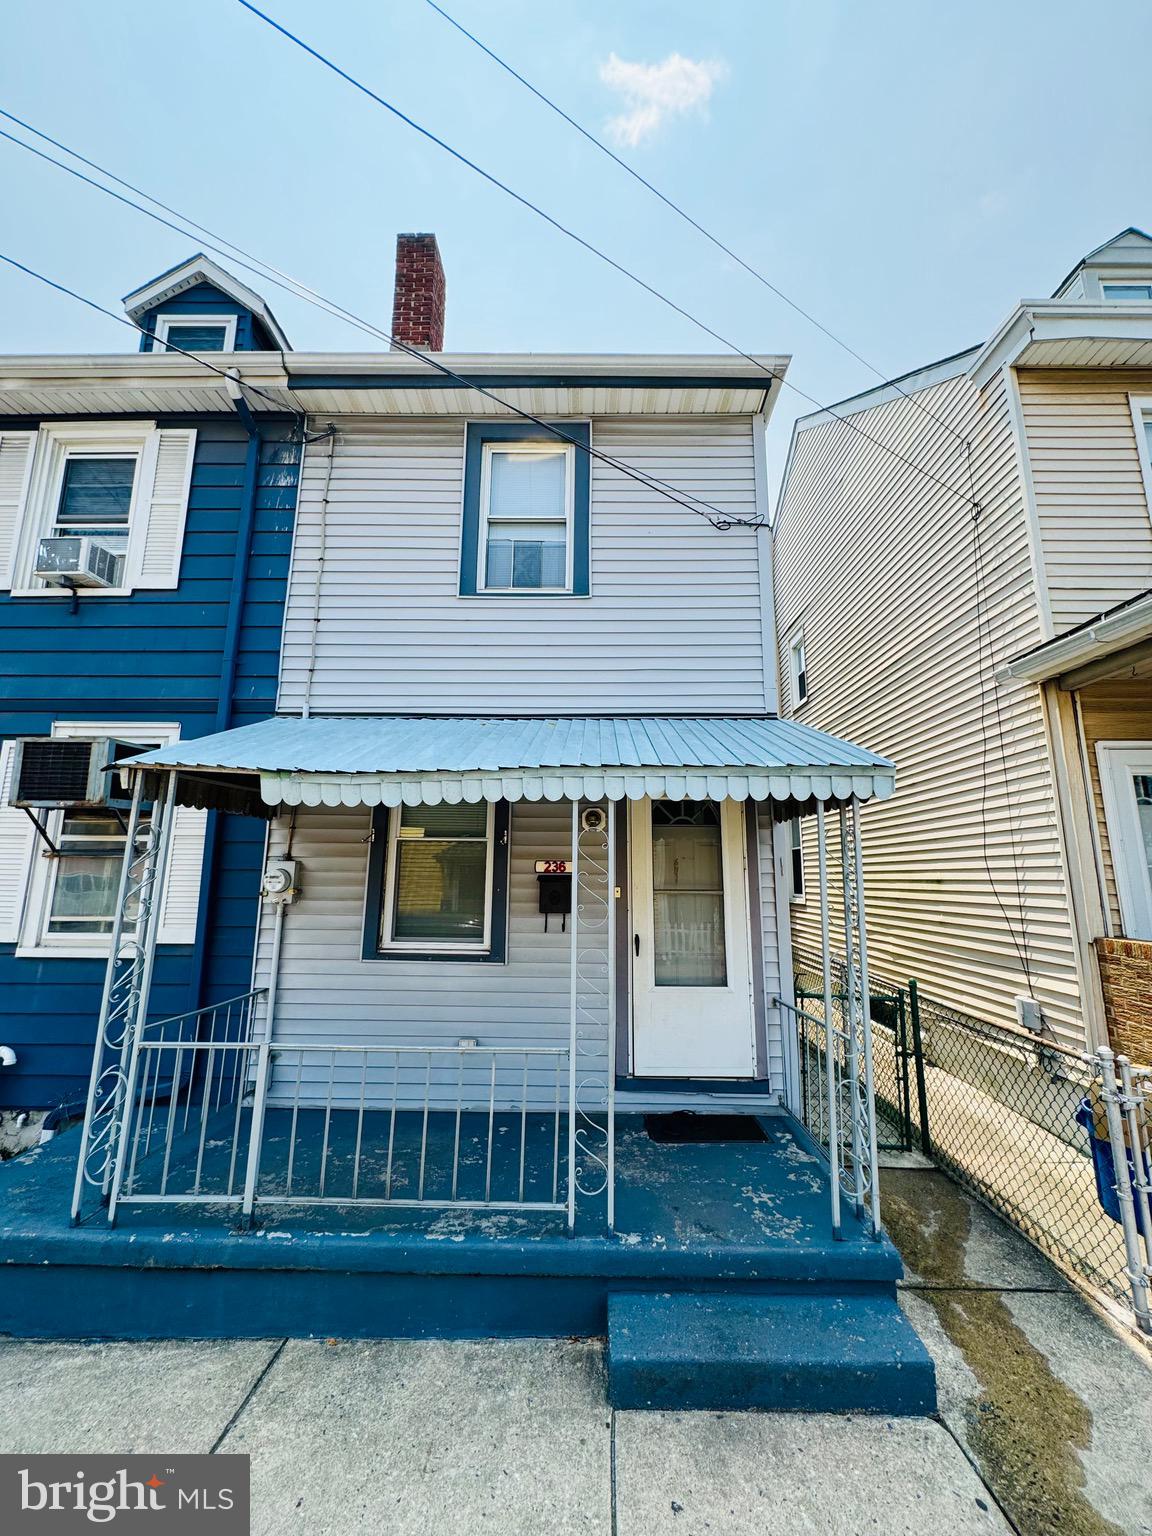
[1101,282,1152,303]
[154,313,238,352]
[1096,741,1152,941]
[16,721,182,958]
[788,629,809,710]
[477,441,575,595]
[10,422,157,598]
[379,801,497,954]
[1127,397,1152,530]
[789,818,805,904]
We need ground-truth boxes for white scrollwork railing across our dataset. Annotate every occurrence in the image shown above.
[70,773,178,1224]
[568,800,616,1229]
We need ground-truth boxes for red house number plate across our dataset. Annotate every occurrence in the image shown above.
[534,860,570,874]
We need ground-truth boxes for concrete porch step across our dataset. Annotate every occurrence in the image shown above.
[606,1290,937,1415]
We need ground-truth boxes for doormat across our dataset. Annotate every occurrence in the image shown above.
[644,1113,769,1144]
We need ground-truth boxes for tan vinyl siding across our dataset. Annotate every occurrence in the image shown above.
[278,415,766,715]
[1017,369,1152,632]
[1076,675,1152,933]
[775,370,1086,1048]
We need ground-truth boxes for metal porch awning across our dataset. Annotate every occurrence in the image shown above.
[128,715,895,814]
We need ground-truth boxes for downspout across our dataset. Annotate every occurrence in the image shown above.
[185,371,275,1014]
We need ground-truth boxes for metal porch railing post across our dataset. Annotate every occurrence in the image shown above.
[71,773,149,1224]
[816,801,841,1238]
[567,800,579,1231]
[850,797,882,1238]
[106,773,179,1225]
[241,895,286,1226]
[838,807,865,1215]
[605,802,616,1234]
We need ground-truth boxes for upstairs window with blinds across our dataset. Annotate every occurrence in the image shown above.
[480,444,573,592]
[0,423,197,596]
[459,422,591,598]
[51,454,137,587]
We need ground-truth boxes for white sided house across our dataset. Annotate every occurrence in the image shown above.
[42,239,934,1412]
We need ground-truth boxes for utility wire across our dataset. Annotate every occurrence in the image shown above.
[424,0,965,446]
[0,251,305,419]
[234,0,978,511]
[0,122,754,528]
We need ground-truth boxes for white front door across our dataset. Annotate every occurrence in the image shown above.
[629,797,756,1078]
[1098,742,1152,939]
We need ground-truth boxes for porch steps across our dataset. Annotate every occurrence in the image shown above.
[606,1291,936,1415]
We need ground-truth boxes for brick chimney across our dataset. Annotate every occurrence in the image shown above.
[391,233,446,352]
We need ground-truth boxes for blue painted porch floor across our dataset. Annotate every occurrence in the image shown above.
[0,1111,897,1275]
[0,1114,920,1390]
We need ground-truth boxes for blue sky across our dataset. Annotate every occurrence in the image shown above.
[2,0,1150,484]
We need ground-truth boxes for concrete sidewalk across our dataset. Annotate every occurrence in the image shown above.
[0,1167,1149,1535]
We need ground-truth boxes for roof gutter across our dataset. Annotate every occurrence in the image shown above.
[999,591,1152,683]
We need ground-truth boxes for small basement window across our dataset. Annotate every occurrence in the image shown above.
[154,314,237,352]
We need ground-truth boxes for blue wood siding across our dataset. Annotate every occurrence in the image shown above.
[137,281,277,351]
[0,416,300,1109]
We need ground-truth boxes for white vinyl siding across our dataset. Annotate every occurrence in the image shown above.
[252,799,787,1109]
[1016,370,1152,632]
[277,417,765,714]
[775,369,1086,1050]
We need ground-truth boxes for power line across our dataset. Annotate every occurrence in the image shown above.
[0,251,305,420]
[233,0,977,511]
[423,0,964,447]
[0,122,756,529]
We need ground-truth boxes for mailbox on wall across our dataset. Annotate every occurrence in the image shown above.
[535,860,572,931]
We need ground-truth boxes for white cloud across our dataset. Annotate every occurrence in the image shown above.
[599,52,726,147]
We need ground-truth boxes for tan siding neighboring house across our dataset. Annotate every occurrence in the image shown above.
[1017,368,1152,629]
[775,369,1087,1049]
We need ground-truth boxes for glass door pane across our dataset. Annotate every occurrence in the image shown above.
[1135,774,1152,889]
[651,801,727,987]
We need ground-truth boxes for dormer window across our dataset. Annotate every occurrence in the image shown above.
[1102,283,1152,302]
[154,313,237,352]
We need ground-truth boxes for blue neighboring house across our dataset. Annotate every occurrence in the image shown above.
[0,254,302,1117]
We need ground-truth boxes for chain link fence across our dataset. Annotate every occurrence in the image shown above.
[794,951,1144,1319]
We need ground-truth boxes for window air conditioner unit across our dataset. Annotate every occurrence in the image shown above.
[7,738,141,810]
[34,536,121,589]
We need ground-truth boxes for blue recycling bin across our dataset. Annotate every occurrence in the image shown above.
[1077,1097,1135,1224]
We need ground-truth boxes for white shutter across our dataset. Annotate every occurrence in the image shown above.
[137,427,196,589]
[157,803,209,944]
[0,432,36,589]
[0,741,36,943]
